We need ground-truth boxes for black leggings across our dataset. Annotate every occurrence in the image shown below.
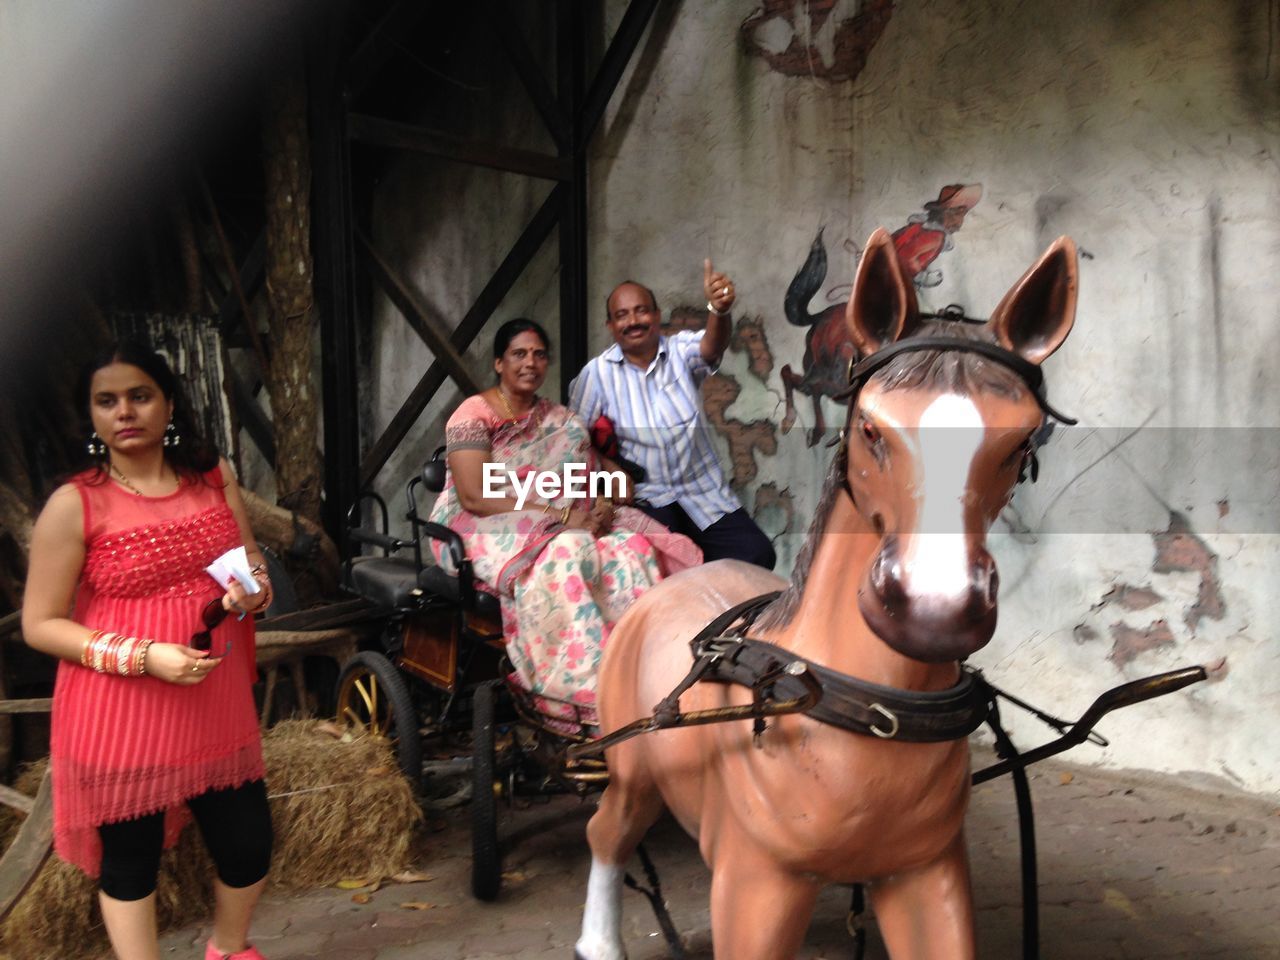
[98,779,273,901]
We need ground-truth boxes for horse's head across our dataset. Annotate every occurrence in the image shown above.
[844,228,1077,662]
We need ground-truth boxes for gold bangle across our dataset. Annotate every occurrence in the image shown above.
[104,635,127,674]
[560,506,571,525]
[92,633,116,674]
[81,629,104,668]
[134,638,154,677]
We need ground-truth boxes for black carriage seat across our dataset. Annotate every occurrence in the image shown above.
[413,447,502,621]
[345,555,502,622]
[342,447,501,623]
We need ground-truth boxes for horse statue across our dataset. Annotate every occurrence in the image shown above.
[575,226,1078,960]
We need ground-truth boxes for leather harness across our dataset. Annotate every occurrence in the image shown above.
[676,593,993,743]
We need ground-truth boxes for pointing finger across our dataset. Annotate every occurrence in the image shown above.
[704,258,713,286]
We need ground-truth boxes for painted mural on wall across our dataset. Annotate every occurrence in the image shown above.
[779,184,983,446]
[741,0,894,82]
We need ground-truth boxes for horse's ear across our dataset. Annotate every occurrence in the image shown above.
[988,236,1078,365]
[847,227,919,355]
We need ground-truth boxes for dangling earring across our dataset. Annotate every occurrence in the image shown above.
[86,432,106,458]
[163,421,181,448]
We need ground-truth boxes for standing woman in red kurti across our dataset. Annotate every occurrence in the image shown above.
[23,339,274,960]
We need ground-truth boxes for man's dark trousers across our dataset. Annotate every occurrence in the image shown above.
[635,501,776,570]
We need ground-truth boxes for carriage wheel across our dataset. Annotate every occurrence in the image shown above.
[471,680,502,901]
[335,651,422,791]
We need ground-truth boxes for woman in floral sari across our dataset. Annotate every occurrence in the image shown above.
[428,319,701,719]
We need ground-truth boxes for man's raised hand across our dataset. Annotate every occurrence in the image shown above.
[704,258,735,314]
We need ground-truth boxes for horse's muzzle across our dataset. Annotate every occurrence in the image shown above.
[858,536,998,662]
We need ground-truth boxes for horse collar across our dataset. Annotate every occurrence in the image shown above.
[686,593,993,744]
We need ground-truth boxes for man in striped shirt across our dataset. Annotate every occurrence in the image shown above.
[568,261,776,569]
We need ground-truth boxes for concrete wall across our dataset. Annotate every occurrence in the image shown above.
[369,0,1280,794]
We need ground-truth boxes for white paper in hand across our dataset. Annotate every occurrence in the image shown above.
[204,546,261,595]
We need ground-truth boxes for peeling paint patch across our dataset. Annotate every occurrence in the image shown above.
[753,483,796,537]
[730,315,774,382]
[1099,583,1163,612]
[703,374,778,488]
[1108,620,1176,667]
[1187,576,1227,631]
[1073,623,1100,644]
[1151,511,1225,631]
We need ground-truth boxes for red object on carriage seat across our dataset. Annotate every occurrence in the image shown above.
[590,415,620,461]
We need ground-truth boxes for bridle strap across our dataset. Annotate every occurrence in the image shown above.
[834,336,1078,426]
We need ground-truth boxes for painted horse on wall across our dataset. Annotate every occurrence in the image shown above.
[781,186,983,446]
[575,226,1078,959]
[778,226,856,447]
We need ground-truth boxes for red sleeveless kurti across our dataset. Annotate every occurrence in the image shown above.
[51,469,264,877]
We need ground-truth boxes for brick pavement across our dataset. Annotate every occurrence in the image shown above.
[159,757,1280,959]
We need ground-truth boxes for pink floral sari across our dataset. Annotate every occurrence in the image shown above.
[428,395,701,715]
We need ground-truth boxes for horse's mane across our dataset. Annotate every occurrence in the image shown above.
[756,320,1028,631]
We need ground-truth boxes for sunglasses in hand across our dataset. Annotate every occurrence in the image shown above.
[191,597,234,658]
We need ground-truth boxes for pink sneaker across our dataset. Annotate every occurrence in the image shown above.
[204,941,267,960]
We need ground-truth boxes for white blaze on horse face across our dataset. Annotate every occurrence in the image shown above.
[576,858,627,960]
[907,394,984,600]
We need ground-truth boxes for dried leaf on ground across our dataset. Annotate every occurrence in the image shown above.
[336,877,382,892]
[390,870,435,884]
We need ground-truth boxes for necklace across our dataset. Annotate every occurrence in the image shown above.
[496,387,531,421]
[109,463,145,496]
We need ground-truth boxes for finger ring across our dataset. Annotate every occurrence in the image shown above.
[192,664,200,673]
[722,286,730,295]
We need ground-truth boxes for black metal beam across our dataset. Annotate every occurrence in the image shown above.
[358,185,561,488]
[214,232,266,337]
[579,0,661,145]
[312,4,361,538]
[226,365,276,465]
[343,0,435,102]
[208,229,274,468]
[354,228,481,398]
[557,2,588,395]
[496,3,568,152]
[347,113,571,182]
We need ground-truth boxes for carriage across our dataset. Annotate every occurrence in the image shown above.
[336,445,608,902]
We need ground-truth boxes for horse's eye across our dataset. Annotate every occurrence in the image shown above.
[861,419,881,445]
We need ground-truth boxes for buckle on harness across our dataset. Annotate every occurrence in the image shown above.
[868,703,900,739]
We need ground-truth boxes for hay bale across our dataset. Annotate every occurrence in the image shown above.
[262,719,421,889]
[0,720,420,960]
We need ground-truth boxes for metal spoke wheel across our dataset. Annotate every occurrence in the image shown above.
[471,679,502,900]
[335,651,422,791]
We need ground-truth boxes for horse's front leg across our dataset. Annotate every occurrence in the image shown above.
[807,394,826,448]
[575,775,665,960]
[868,833,976,960]
[780,364,798,434]
[708,839,820,959]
